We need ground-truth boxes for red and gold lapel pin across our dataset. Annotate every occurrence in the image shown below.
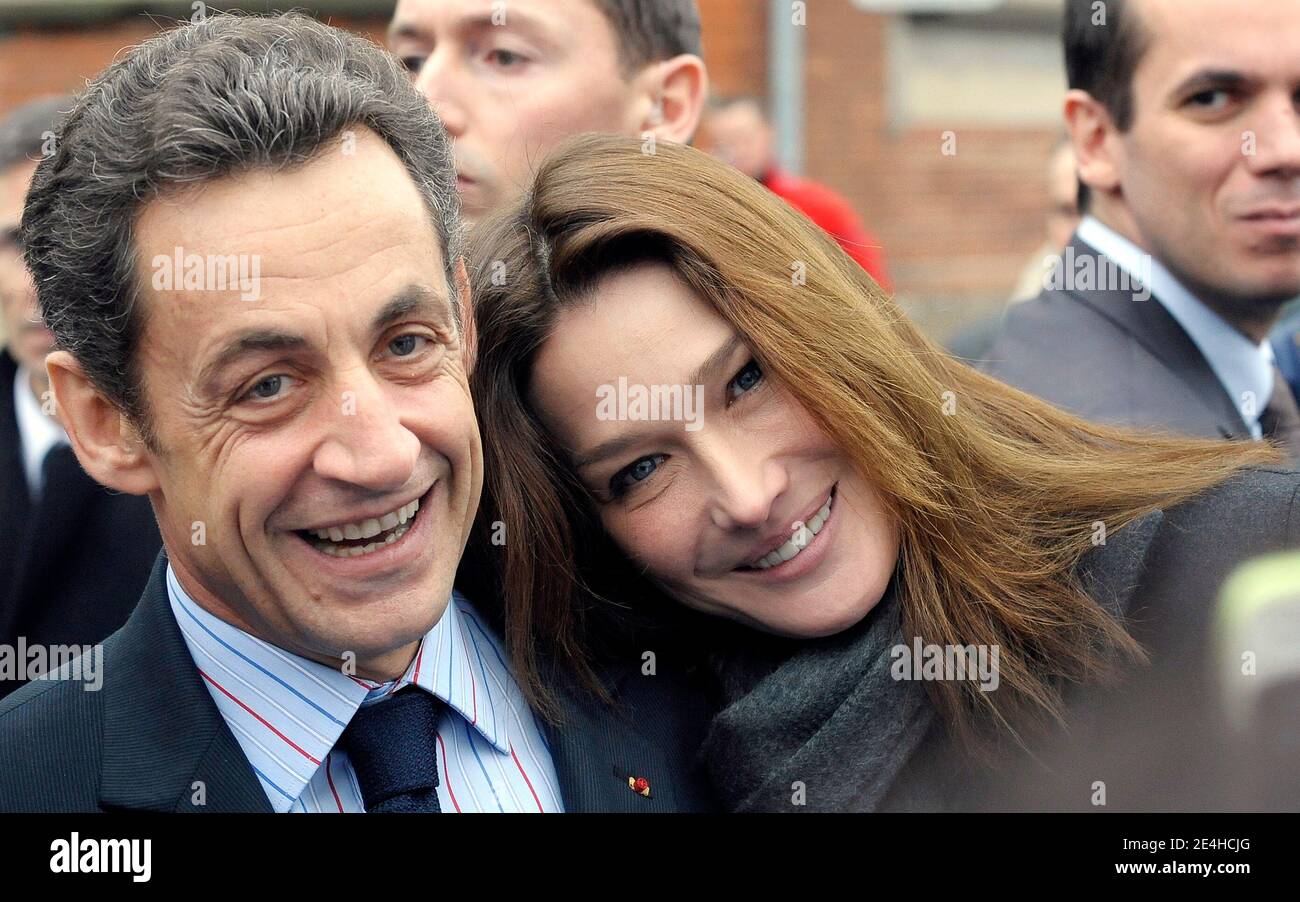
[628,776,651,797]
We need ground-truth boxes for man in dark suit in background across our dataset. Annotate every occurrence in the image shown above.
[0,13,714,813]
[0,97,160,700]
[984,0,1300,464]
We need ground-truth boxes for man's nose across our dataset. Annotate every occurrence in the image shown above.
[414,50,468,137]
[1244,96,1300,179]
[21,290,41,324]
[312,372,420,493]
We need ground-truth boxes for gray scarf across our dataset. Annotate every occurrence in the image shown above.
[698,578,940,812]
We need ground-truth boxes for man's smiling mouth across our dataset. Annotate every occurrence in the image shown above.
[295,496,423,558]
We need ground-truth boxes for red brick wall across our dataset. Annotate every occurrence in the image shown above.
[0,14,389,109]
[703,0,1059,332]
[802,1,1057,334]
[698,0,767,97]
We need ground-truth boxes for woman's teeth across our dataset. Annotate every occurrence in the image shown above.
[305,498,420,558]
[750,492,833,571]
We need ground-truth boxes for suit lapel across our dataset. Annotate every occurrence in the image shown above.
[541,661,689,812]
[98,552,271,813]
[1066,238,1251,438]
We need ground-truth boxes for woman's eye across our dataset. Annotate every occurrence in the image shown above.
[727,358,764,401]
[388,334,428,357]
[243,374,295,403]
[610,454,664,498]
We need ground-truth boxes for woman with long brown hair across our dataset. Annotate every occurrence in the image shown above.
[465,134,1299,811]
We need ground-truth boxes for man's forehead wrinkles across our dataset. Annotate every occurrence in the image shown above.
[213,206,410,248]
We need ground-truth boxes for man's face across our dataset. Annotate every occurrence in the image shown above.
[130,129,481,676]
[700,102,773,180]
[1113,0,1300,311]
[389,0,644,223]
[1046,144,1080,251]
[0,160,55,374]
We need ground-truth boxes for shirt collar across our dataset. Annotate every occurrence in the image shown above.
[1076,216,1276,435]
[166,563,510,812]
[12,364,68,499]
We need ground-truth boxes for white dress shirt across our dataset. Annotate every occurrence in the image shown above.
[167,565,564,813]
[1076,216,1277,437]
[12,364,69,499]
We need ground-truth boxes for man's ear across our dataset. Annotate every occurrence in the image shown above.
[454,256,477,373]
[46,350,160,496]
[1064,88,1123,198]
[636,54,709,146]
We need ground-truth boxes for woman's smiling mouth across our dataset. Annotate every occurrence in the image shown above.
[734,485,837,576]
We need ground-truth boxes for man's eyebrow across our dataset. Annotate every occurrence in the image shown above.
[388,21,423,43]
[197,330,311,393]
[1171,69,1252,98]
[389,9,556,44]
[572,336,747,472]
[372,284,450,332]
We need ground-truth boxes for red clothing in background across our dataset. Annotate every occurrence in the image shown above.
[762,168,892,292]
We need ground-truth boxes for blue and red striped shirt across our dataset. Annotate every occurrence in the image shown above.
[166,565,564,812]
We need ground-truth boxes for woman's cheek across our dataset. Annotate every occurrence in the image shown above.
[604,507,694,581]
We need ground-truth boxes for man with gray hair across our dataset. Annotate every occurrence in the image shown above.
[0,12,714,813]
[0,96,160,700]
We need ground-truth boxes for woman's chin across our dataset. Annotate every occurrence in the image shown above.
[710,589,889,640]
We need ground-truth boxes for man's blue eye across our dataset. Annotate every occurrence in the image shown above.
[1188,89,1230,110]
[728,359,764,399]
[390,334,420,356]
[248,375,284,401]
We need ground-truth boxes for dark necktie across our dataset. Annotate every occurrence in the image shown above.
[1259,365,1300,466]
[339,688,446,813]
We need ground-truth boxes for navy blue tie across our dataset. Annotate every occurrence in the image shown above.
[340,688,445,813]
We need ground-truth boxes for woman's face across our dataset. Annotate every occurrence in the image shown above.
[529,263,900,638]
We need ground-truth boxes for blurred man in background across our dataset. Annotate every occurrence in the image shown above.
[1009,138,1081,304]
[950,138,1080,363]
[388,0,708,228]
[985,0,1300,464]
[0,96,160,699]
[701,95,892,291]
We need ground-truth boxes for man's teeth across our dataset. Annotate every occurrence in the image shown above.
[751,493,833,571]
[307,499,420,557]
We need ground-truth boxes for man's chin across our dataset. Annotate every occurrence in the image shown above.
[1234,270,1300,309]
[455,181,500,226]
[280,588,449,670]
